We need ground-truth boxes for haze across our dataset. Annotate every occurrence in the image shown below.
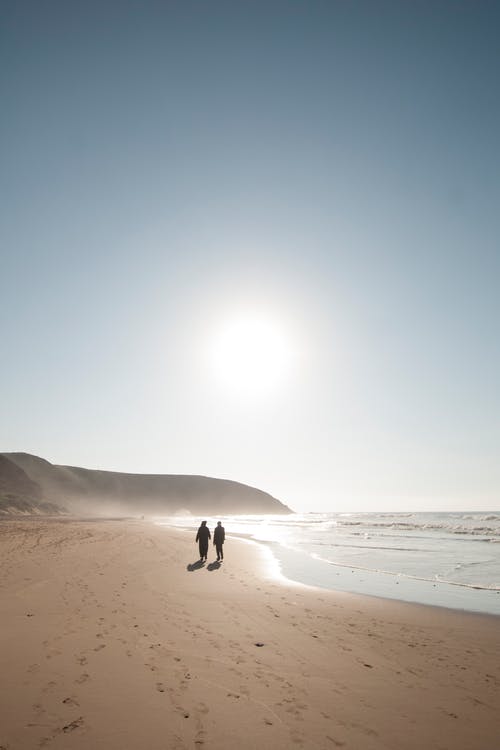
[1,1,499,512]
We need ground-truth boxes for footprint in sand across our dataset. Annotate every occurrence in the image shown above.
[62,696,79,707]
[42,681,57,694]
[290,728,305,745]
[326,737,345,747]
[62,717,84,733]
[45,649,62,660]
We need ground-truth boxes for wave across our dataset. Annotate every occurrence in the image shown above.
[187,512,500,539]
[346,530,500,544]
[308,552,500,592]
[337,519,500,537]
[309,541,427,552]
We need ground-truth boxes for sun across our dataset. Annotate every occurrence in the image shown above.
[209,312,294,396]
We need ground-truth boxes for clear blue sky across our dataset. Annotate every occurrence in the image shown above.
[1,1,499,512]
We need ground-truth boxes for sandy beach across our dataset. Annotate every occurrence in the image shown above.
[1,519,499,750]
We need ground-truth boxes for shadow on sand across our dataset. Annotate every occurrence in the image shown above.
[187,559,205,571]
[207,561,221,571]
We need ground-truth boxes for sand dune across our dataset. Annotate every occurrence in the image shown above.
[0,518,498,749]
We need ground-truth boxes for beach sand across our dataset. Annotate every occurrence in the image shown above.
[0,519,498,749]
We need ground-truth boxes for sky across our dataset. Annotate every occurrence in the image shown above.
[1,0,499,513]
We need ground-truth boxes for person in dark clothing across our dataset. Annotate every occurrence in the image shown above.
[196,520,211,561]
[213,521,225,561]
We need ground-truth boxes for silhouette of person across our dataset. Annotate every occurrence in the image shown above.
[213,521,225,561]
[196,520,211,561]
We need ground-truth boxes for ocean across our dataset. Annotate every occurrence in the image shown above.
[157,511,500,616]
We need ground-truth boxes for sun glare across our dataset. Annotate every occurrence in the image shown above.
[209,313,294,396]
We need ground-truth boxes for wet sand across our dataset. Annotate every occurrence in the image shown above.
[0,518,499,749]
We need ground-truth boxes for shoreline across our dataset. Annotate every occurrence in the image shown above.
[1,517,499,749]
[262,537,500,616]
[158,521,500,616]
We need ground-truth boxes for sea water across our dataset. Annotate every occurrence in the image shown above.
[157,511,500,616]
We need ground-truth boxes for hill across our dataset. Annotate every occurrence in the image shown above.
[0,453,292,517]
[0,455,63,515]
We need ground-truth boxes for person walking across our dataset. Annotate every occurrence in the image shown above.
[196,520,211,561]
[213,521,225,561]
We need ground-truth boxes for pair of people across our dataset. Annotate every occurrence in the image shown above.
[195,520,225,562]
